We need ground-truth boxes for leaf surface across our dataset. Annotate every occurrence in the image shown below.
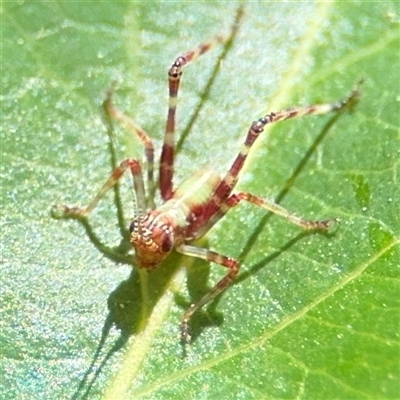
[2,2,399,399]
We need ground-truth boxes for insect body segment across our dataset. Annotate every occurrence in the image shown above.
[51,6,360,347]
[130,169,221,269]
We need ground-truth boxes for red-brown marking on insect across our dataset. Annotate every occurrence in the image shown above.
[51,4,361,349]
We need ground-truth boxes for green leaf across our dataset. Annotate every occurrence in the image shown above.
[2,2,399,399]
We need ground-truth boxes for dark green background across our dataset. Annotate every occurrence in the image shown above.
[2,1,399,399]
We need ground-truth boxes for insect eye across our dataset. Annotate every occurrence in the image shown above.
[161,235,173,253]
[129,221,136,233]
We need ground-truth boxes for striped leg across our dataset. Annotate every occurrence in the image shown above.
[176,244,239,344]
[204,87,361,225]
[103,89,156,209]
[51,159,146,220]
[227,192,334,229]
[178,192,334,344]
[159,6,244,201]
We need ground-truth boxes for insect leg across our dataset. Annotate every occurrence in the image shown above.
[227,192,334,230]
[176,244,239,344]
[103,89,156,209]
[51,159,145,220]
[159,6,244,201]
[204,87,361,224]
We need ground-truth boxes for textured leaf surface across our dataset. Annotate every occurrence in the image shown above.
[2,2,399,399]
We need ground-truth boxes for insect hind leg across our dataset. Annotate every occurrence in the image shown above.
[203,85,361,226]
[176,244,239,345]
[103,88,156,209]
[159,6,244,201]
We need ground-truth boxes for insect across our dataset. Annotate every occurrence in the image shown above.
[51,7,359,345]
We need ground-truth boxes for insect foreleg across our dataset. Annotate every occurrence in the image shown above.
[51,159,145,221]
